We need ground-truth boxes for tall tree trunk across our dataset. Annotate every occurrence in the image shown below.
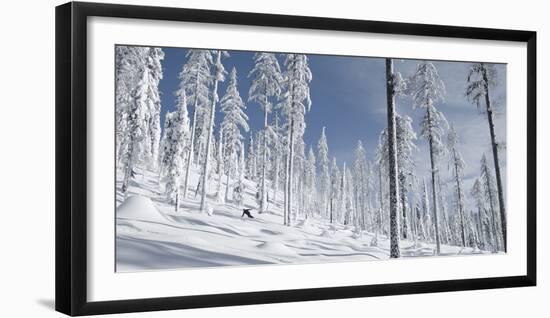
[427,107,441,255]
[200,51,222,213]
[260,96,269,213]
[216,131,224,203]
[385,59,401,258]
[285,118,295,226]
[225,155,232,203]
[183,104,198,199]
[453,151,466,246]
[484,164,499,252]
[399,173,408,239]
[482,66,507,252]
[378,164,384,236]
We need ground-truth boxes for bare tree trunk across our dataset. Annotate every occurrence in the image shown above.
[385,59,401,258]
[482,65,507,252]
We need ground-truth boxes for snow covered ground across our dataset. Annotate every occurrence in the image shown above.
[116,168,484,272]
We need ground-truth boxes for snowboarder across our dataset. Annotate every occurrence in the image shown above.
[241,208,254,218]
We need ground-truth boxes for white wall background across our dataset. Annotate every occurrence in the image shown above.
[0,0,545,317]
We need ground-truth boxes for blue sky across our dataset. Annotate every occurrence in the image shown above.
[157,47,506,212]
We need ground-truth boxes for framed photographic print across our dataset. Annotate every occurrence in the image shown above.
[55,1,536,316]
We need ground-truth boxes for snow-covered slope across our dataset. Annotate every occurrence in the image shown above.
[116,168,483,272]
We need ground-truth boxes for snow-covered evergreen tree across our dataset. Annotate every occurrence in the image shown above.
[160,91,190,211]
[270,113,283,203]
[146,48,165,170]
[471,177,488,250]
[318,127,330,218]
[248,53,283,213]
[380,115,418,240]
[246,135,256,181]
[200,50,228,213]
[329,157,340,224]
[220,67,250,203]
[480,154,500,252]
[409,61,447,255]
[278,54,312,226]
[120,47,165,194]
[466,62,506,251]
[178,49,214,199]
[305,147,317,216]
[353,141,369,230]
[447,124,467,246]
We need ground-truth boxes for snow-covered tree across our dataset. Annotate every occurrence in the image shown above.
[278,54,312,226]
[248,53,283,213]
[385,58,406,258]
[246,135,256,181]
[115,46,142,167]
[199,50,228,213]
[329,157,340,224]
[215,130,224,203]
[270,113,283,203]
[380,115,418,240]
[146,48,165,170]
[318,127,330,218]
[160,91,190,210]
[120,47,165,194]
[353,140,369,230]
[447,124,467,246]
[409,61,447,255]
[178,49,214,199]
[480,154,500,252]
[220,67,250,203]
[471,178,488,250]
[304,147,317,216]
[466,62,506,251]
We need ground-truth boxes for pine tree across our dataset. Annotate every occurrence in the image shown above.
[353,141,369,230]
[248,53,283,213]
[220,67,250,204]
[305,147,317,216]
[466,63,506,251]
[480,154,500,252]
[178,49,214,199]
[120,47,164,194]
[271,113,283,204]
[160,91,190,211]
[409,61,447,255]
[471,178,487,250]
[246,135,256,181]
[447,124,467,246]
[146,48,165,170]
[318,127,330,218]
[200,50,228,213]
[330,158,340,224]
[278,54,312,226]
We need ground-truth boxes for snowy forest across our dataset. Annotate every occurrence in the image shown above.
[115,46,507,271]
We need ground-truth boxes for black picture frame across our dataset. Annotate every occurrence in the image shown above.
[55,1,537,316]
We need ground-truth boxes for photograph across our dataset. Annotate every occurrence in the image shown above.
[114,45,507,272]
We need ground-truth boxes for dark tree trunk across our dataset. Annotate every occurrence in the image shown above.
[481,65,507,252]
[427,107,441,255]
[385,59,401,258]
